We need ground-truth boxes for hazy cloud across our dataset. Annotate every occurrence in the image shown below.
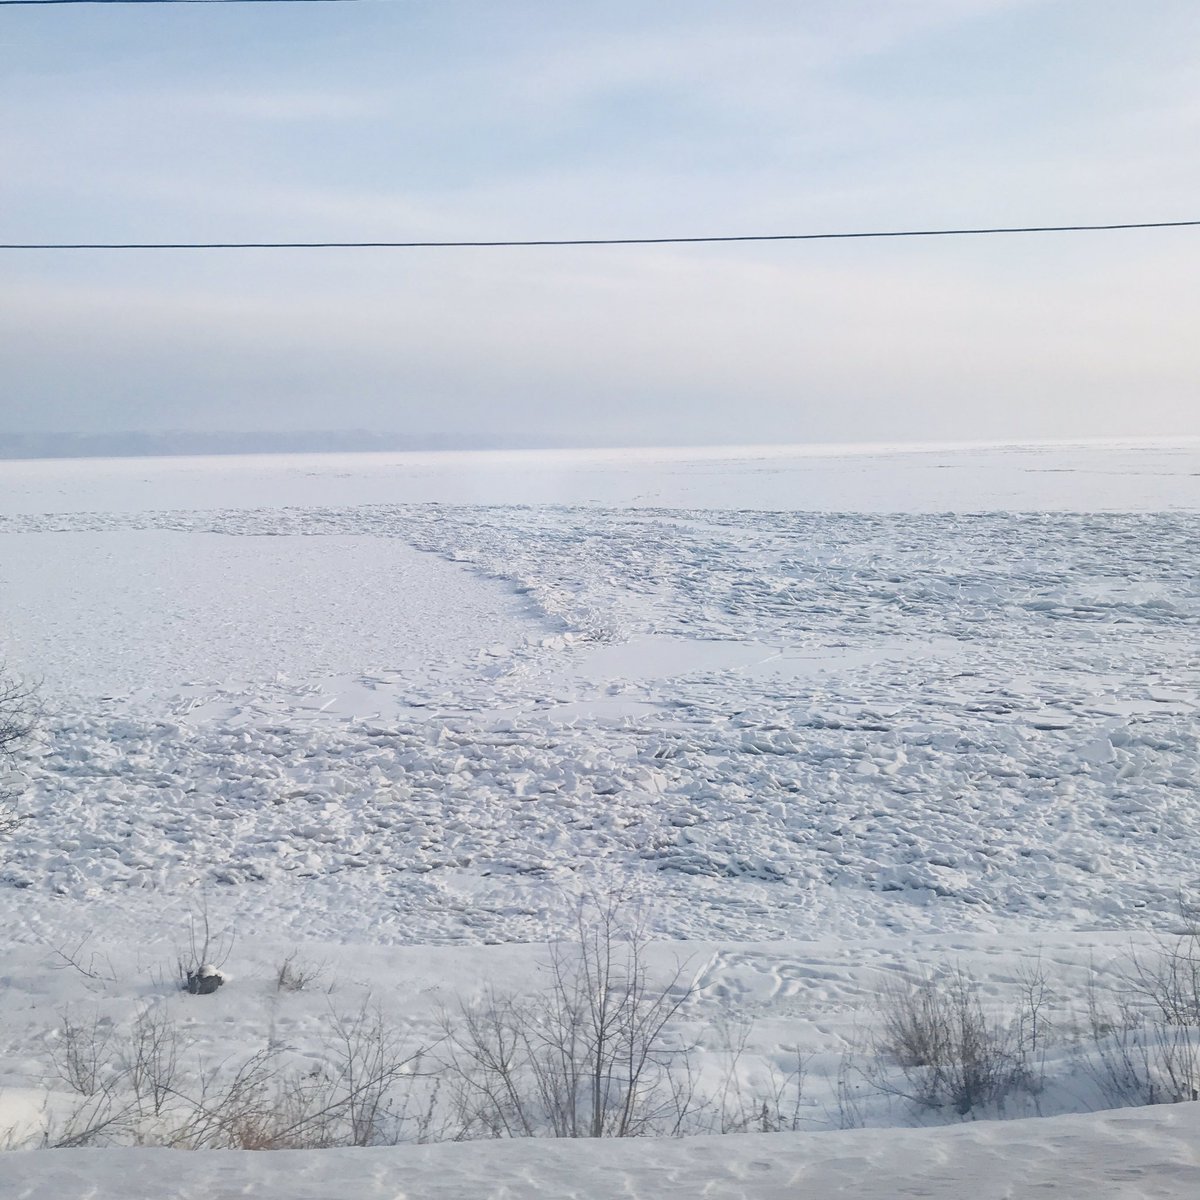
[3,0,1199,444]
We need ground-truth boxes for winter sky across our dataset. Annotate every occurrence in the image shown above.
[3,0,1199,447]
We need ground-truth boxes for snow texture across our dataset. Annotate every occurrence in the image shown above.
[3,1105,1199,1199]
[1,440,1198,1196]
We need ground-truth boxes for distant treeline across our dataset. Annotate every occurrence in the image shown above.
[0,431,560,460]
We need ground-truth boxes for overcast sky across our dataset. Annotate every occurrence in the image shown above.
[3,0,1199,447]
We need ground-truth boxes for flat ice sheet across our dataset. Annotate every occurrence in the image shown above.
[0,530,545,704]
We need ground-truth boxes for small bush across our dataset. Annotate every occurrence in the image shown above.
[177,905,232,996]
[0,673,37,840]
[275,951,326,994]
[439,894,702,1139]
[41,999,432,1150]
[1126,921,1200,1029]
[1083,930,1200,1108]
[875,965,1045,1118]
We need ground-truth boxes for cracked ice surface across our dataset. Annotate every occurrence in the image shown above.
[1,496,1196,946]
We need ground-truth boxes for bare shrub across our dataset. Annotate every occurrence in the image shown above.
[47,1004,189,1147]
[40,997,433,1150]
[726,1059,809,1133]
[49,1011,117,1097]
[124,1004,181,1121]
[825,1050,867,1130]
[706,1024,809,1133]
[1012,958,1054,1115]
[299,1000,427,1147]
[751,1055,809,1132]
[275,951,327,994]
[439,894,702,1139]
[177,904,233,995]
[167,1047,279,1149]
[0,673,38,839]
[1083,1010,1199,1108]
[875,965,1044,1118]
[1082,936,1200,1108]
[49,1084,139,1149]
[50,937,118,987]
[1125,924,1200,1029]
[169,1000,433,1149]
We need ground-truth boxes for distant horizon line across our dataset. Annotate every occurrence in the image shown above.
[2,430,1197,465]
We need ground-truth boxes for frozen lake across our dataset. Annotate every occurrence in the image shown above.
[1,440,1198,1175]
[1,439,1196,944]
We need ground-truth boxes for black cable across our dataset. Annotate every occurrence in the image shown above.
[2,219,1198,250]
[0,1,371,6]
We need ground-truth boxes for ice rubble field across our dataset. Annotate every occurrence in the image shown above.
[1,440,1199,1196]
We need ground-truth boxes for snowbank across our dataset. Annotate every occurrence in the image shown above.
[4,1104,1198,1199]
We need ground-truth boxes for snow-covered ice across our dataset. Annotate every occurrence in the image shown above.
[3,437,1199,516]
[1,440,1198,1195]
[2,497,1196,943]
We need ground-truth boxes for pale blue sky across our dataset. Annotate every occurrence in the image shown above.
[3,0,1199,445]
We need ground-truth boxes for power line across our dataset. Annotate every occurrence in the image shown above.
[0,1,371,6]
[2,219,1199,251]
